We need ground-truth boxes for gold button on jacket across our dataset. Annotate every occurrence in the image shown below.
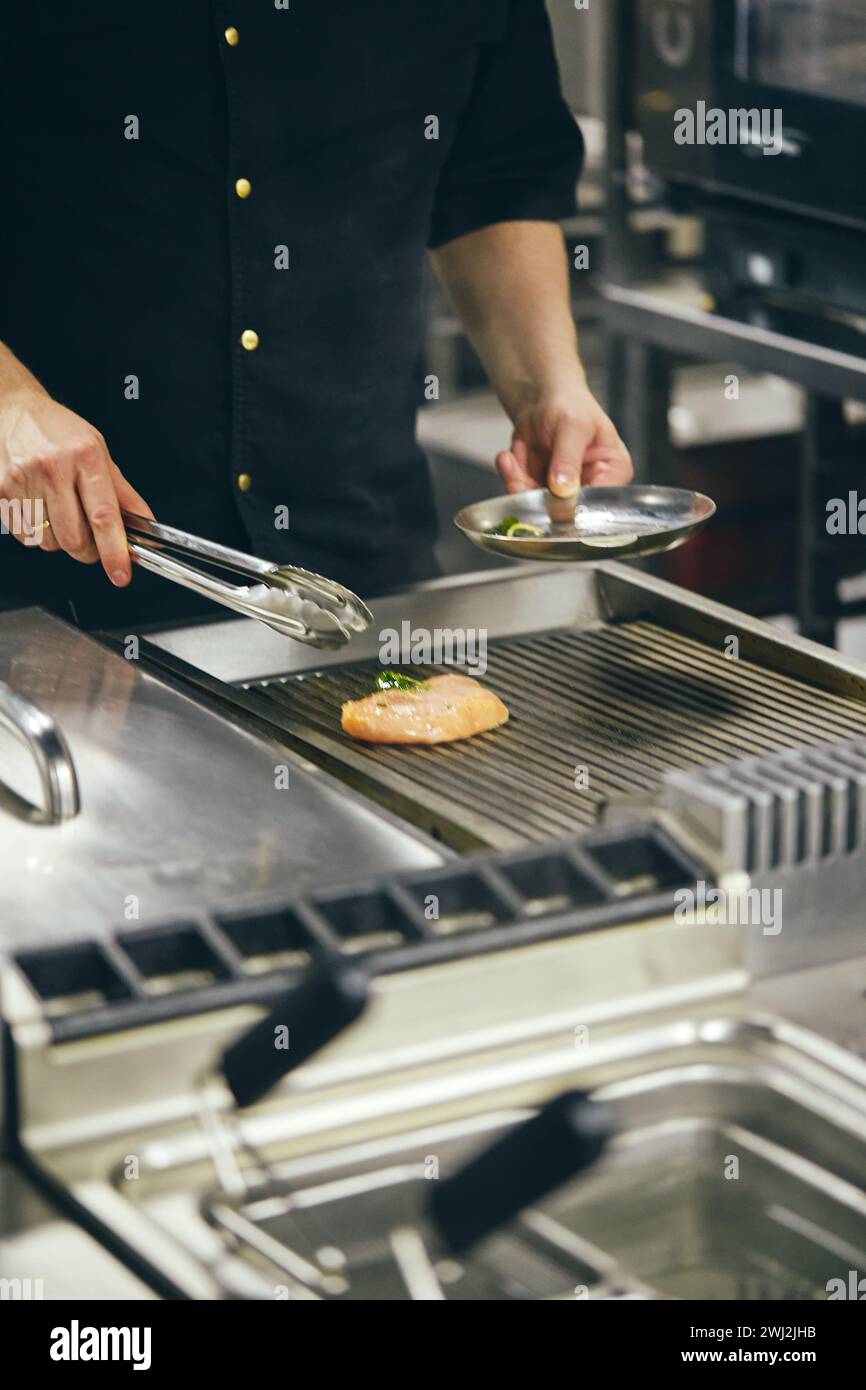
[224,26,239,47]
[240,329,259,351]
[237,473,252,493]
[235,177,251,199]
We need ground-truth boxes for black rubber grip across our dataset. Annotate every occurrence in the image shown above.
[220,964,368,1109]
[429,1089,614,1254]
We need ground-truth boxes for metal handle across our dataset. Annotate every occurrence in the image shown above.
[128,542,308,637]
[123,511,277,584]
[429,1090,614,1255]
[0,681,81,823]
[123,511,369,616]
[220,963,369,1110]
[123,511,372,648]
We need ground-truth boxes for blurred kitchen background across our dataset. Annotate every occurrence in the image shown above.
[420,0,866,656]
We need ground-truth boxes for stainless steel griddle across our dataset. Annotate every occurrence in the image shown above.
[146,563,866,852]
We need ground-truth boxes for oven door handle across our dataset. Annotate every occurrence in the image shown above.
[0,680,81,823]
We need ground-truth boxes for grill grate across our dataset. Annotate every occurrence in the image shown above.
[241,621,866,850]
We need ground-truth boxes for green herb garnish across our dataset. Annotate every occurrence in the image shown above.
[375,670,427,692]
[485,515,520,537]
[485,516,546,538]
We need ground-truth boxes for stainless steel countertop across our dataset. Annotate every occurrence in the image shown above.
[0,608,444,953]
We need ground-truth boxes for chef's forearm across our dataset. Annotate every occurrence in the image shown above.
[0,341,46,403]
[430,221,585,420]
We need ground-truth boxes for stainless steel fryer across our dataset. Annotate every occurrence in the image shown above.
[189,1039,866,1302]
[13,984,865,1302]
[175,998,866,1302]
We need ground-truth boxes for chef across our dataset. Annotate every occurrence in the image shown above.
[0,1,631,629]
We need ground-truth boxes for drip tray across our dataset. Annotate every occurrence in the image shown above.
[97,1017,866,1300]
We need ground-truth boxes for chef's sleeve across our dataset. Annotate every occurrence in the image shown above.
[428,0,584,249]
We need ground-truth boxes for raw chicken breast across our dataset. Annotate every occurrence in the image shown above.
[341,674,509,745]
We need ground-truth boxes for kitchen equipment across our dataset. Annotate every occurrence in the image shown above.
[636,0,866,233]
[5,564,866,1299]
[5,684,866,1300]
[144,564,866,853]
[196,1025,866,1302]
[192,963,375,1297]
[200,1088,615,1300]
[454,486,715,562]
[192,959,616,1299]
[10,821,711,1043]
[705,202,866,321]
[655,736,866,973]
[0,678,80,825]
[124,511,372,649]
[0,607,444,957]
[11,975,866,1300]
[4,776,746,1296]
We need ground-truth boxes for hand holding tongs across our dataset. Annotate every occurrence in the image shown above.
[123,511,372,649]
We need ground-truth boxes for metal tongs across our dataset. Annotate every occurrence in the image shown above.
[124,512,372,649]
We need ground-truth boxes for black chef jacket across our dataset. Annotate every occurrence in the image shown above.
[0,0,582,628]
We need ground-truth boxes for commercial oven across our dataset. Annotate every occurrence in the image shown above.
[635,0,866,230]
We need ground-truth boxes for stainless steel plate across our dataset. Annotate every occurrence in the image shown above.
[454,486,716,562]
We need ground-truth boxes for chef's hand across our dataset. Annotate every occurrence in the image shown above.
[0,387,154,586]
[496,384,633,498]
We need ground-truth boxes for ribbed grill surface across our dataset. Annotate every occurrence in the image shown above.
[243,621,866,849]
